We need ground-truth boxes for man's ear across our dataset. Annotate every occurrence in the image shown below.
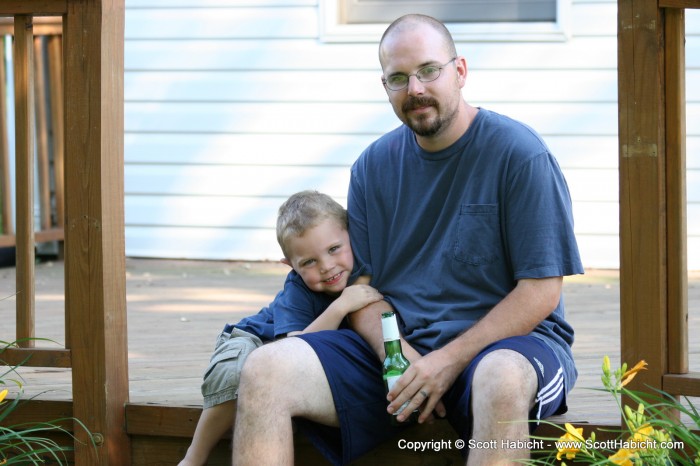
[280,258,292,268]
[456,55,468,87]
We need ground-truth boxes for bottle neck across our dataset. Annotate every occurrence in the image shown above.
[384,339,402,357]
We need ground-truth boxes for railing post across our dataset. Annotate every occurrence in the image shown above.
[34,36,52,232]
[63,0,129,463]
[663,7,688,378]
[0,38,11,237]
[13,14,36,348]
[618,0,696,401]
[617,0,668,390]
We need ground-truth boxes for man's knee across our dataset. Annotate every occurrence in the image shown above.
[239,339,296,392]
[472,350,537,411]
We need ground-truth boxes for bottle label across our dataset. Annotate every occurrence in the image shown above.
[381,313,401,341]
[385,375,411,416]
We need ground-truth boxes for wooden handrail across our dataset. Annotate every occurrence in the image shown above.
[0,16,62,35]
[659,0,700,8]
[1,347,72,368]
[0,2,67,16]
[663,373,700,397]
[0,228,65,247]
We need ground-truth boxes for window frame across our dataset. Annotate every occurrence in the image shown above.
[319,0,572,43]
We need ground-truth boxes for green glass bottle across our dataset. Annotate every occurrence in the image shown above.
[381,311,419,426]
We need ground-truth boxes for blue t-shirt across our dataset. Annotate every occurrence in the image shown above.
[347,108,583,387]
[234,270,336,342]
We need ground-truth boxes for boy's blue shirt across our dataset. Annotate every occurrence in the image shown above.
[234,270,336,341]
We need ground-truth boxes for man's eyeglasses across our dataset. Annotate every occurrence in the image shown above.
[382,57,457,91]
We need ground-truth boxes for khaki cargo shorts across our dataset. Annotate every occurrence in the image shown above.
[201,326,263,409]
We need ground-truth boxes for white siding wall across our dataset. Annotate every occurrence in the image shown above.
[123,0,700,270]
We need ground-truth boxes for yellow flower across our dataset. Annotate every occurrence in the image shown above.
[0,388,7,403]
[624,403,648,431]
[631,423,653,440]
[621,360,648,387]
[603,355,611,377]
[556,423,585,460]
[609,448,637,466]
[565,422,585,441]
[629,424,655,451]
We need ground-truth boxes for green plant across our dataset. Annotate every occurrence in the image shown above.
[1,339,94,465]
[526,357,700,465]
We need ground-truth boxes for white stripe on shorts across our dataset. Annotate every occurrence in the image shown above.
[535,366,564,422]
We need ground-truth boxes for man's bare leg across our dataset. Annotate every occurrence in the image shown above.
[468,349,538,466]
[178,401,236,466]
[232,337,338,466]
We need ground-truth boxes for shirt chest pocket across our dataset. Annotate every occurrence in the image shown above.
[453,204,501,265]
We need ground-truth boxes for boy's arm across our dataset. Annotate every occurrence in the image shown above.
[287,283,383,336]
[347,300,423,362]
[345,276,422,362]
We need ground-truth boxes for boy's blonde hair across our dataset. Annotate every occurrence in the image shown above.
[276,190,348,259]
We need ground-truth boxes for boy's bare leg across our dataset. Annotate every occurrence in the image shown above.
[468,349,538,466]
[232,337,338,466]
[178,401,236,466]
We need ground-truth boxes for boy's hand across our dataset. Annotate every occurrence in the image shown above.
[337,285,383,313]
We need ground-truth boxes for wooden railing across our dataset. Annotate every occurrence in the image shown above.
[0,16,65,354]
[0,1,127,465]
[618,0,700,404]
[0,17,64,243]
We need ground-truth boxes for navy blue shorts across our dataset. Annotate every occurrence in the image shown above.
[294,329,569,466]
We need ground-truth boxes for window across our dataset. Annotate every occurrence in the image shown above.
[342,0,556,24]
[320,0,570,42]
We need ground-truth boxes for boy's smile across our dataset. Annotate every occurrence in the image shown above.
[323,271,344,286]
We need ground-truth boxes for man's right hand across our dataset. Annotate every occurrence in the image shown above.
[387,348,456,423]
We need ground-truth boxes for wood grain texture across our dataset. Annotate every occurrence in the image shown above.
[618,0,668,394]
[13,15,36,348]
[63,0,129,463]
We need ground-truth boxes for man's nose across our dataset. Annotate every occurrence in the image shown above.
[406,74,425,95]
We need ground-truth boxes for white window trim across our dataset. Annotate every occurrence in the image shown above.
[319,0,572,43]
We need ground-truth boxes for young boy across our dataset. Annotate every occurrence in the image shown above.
[178,190,382,466]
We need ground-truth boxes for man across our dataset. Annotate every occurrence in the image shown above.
[232,14,582,466]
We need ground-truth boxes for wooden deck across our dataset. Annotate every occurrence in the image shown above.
[1,258,699,462]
